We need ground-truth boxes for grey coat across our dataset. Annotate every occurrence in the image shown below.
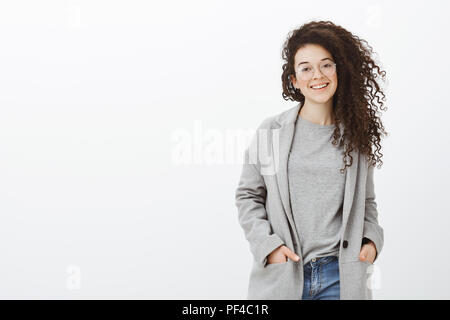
[234,102,384,300]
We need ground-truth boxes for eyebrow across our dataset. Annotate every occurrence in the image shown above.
[297,57,334,67]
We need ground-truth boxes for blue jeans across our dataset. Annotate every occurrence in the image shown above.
[302,255,340,300]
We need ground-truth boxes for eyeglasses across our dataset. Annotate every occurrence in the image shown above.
[295,61,337,81]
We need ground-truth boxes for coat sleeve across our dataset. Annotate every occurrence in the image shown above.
[362,161,384,262]
[235,128,285,266]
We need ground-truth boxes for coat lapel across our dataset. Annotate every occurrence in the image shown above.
[271,103,301,244]
[271,102,358,246]
[340,150,358,240]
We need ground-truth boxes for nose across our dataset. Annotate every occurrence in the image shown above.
[312,66,325,80]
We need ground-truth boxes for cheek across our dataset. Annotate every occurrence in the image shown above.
[332,74,338,87]
[298,79,310,91]
[330,75,338,92]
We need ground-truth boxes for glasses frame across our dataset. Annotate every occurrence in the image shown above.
[295,61,337,81]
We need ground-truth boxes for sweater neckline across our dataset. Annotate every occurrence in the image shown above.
[297,115,335,129]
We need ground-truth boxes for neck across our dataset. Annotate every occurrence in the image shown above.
[299,98,335,125]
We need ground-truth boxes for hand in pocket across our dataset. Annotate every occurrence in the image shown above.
[267,245,300,264]
[359,240,377,264]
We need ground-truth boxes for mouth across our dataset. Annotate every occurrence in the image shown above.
[310,82,329,90]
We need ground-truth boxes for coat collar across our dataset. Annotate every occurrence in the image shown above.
[270,101,358,249]
[272,101,344,133]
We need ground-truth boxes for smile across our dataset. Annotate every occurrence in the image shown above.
[310,83,329,90]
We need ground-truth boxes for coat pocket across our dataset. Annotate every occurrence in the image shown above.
[265,260,289,268]
[247,259,297,300]
[340,260,374,300]
[361,259,374,266]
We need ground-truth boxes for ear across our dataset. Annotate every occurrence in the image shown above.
[290,74,296,87]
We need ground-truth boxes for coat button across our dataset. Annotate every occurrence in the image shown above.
[343,240,348,248]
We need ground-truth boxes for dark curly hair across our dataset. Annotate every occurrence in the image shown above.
[281,20,388,173]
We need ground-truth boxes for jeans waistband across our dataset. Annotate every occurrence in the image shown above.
[304,255,338,268]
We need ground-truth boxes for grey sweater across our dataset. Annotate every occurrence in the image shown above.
[287,114,346,265]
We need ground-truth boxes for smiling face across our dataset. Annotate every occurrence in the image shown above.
[290,44,338,104]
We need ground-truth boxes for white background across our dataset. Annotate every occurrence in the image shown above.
[0,0,449,299]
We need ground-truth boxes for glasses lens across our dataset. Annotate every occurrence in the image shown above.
[297,64,313,80]
[320,61,336,77]
[297,61,336,80]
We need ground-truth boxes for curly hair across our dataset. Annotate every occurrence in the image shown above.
[281,20,388,173]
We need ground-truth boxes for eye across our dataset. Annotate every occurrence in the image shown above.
[300,67,311,72]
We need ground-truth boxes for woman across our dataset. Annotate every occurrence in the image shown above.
[235,20,387,300]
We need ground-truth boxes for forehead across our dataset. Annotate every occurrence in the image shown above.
[294,44,333,65]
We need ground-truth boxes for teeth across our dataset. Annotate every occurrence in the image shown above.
[312,83,328,89]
